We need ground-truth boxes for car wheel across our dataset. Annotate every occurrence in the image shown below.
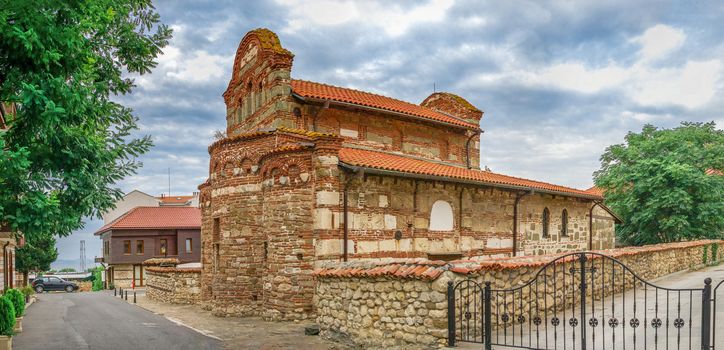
[65,285,74,293]
[35,285,44,293]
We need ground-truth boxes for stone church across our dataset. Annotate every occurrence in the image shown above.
[198,29,619,320]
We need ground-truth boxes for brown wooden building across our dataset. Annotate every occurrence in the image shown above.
[95,207,201,288]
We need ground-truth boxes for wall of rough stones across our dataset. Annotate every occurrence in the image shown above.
[314,240,723,349]
[146,266,202,304]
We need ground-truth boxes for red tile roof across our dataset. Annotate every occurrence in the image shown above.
[95,207,201,235]
[339,148,601,199]
[585,186,604,197]
[314,240,721,280]
[706,168,723,176]
[290,79,479,129]
[315,258,449,280]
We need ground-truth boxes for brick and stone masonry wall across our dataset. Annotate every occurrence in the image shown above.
[314,240,724,349]
[146,266,202,304]
[111,263,134,288]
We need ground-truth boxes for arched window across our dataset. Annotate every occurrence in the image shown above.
[561,209,568,237]
[429,200,454,231]
[257,82,263,107]
[247,82,253,115]
[542,207,550,238]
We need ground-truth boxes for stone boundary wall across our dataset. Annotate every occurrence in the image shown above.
[314,240,724,349]
[146,266,202,304]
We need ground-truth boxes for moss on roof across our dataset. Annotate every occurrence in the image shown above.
[248,28,293,56]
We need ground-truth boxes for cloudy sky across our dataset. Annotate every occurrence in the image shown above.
[55,0,724,267]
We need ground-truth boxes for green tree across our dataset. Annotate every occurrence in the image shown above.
[16,234,57,284]
[594,122,724,245]
[59,267,76,273]
[0,0,171,241]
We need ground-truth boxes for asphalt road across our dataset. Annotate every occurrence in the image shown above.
[14,291,221,350]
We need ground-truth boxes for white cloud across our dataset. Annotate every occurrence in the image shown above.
[161,48,231,84]
[276,0,455,36]
[464,24,721,109]
[630,60,722,109]
[533,63,629,94]
[620,111,673,123]
[632,24,686,62]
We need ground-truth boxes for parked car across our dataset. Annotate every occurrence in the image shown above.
[31,276,79,293]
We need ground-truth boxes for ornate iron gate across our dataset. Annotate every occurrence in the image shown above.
[447,252,713,350]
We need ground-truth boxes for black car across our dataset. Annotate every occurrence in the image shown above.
[32,276,79,293]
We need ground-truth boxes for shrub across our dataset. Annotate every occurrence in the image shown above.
[0,297,15,336]
[20,286,33,298]
[92,267,104,291]
[3,290,24,317]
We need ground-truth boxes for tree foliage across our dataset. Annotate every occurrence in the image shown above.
[0,0,171,240]
[15,234,57,274]
[594,122,724,245]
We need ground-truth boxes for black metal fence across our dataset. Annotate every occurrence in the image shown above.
[447,252,720,350]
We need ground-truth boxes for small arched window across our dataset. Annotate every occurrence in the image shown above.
[542,207,550,238]
[257,82,263,107]
[561,209,568,237]
[429,200,454,231]
[247,82,253,115]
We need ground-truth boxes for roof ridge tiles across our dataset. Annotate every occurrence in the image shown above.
[290,79,479,129]
[339,147,601,199]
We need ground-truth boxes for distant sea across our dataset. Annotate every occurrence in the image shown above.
[50,258,99,272]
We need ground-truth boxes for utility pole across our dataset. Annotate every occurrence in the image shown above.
[79,240,86,272]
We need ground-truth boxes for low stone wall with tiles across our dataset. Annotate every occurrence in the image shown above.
[314,240,723,349]
[146,266,202,304]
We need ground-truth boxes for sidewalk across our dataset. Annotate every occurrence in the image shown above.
[127,292,347,349]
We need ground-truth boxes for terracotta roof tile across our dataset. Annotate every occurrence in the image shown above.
[315,241,720,281]
[95,207,201,235]
[339,148,600,199]
[314,259,450,280]
[585,186,604,197]
[291,79,478,129]
[706,168,723,176]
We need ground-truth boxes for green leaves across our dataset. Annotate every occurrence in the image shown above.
[0,0,171,240]
[594,122,724,245]
[16,234,58,274]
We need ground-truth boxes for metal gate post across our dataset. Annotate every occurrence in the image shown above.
[484,282,492,350]
[447,281,456,347]
[579,254,587,350]
[702,278,712,350]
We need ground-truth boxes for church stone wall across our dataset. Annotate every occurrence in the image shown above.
[306,106,480,168]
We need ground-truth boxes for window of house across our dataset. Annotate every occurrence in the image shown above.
[429,200,454,231]
[104,241,110,256]
[561,209,569,237]
[160,239,167,255]
[185,238,192,253]
[542,208,550,238]
[123,240,131,255]
[136,240,144,255]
